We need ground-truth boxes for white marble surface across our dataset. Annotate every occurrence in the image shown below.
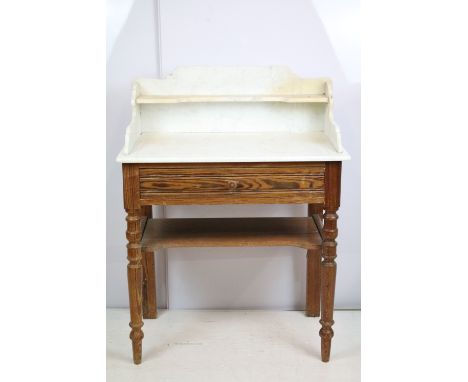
[138,102,327,134]
[117,131,350,163]
[135,66,328,96]
[118,67,347,159]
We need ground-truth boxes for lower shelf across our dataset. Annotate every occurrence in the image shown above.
[141,217,322,250]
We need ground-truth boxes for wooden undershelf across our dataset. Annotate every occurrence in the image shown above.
[141,217,322,250]
[135,94,329,104]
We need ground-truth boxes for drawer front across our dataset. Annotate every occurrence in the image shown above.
[138,163,325,205]
[140,175,323,193]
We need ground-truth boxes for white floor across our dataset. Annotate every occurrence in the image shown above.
[107,309,360,382]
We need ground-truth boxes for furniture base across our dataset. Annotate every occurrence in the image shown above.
[122,161,342,364]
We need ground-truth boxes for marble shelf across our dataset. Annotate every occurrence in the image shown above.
[117,66,349,163]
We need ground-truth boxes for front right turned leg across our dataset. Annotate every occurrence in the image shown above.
[319,209,338,362]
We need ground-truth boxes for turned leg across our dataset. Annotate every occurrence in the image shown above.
[141,206,157,319]
[126,208,144,364]
[320,209,338,362]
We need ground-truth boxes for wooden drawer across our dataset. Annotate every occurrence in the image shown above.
[140,175,324,193]
[138,163,326,205]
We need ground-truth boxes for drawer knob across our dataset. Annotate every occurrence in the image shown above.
[228,180,238,189]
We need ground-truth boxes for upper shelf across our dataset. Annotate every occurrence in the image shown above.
[136,94,329,104]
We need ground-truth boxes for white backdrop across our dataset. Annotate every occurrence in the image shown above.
[107,0,360,309]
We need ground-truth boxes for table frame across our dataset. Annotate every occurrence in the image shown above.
[122,161,341,364]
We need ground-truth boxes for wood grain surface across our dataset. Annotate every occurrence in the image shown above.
[141,217,321,250]
[140,175,324,193]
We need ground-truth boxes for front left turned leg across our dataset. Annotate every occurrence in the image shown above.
[320,209,338,362]
[126,209,144,364]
